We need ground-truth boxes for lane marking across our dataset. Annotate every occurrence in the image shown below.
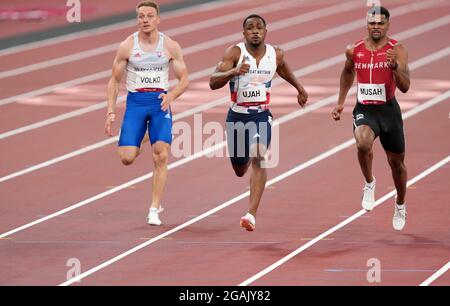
[420,262,450,286]
[239,155,450,286]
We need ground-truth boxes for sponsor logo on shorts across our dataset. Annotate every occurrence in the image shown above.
[164,113,171,119]
[356,114,364,121]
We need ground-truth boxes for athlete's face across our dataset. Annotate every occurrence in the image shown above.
[137,6,160,34]
[367,14,390,42]
[243,18,267,47]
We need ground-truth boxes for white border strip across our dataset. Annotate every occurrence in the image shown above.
[420,262,450,286]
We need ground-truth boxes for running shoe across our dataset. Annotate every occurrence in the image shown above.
[146,206,164,226]
[362,177,376,211]
[240,213,256,231]
[393,203,407,231]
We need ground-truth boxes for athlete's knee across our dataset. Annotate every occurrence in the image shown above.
[120,153,136,166]
[356,141,373,154]
[388,154,406,171]
[153,150,168,167]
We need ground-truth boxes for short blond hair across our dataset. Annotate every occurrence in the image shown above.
[136,1,160,15]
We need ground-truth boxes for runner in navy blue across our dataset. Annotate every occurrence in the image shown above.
[209,15,308,231]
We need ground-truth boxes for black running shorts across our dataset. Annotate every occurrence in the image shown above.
[352,97,405,154]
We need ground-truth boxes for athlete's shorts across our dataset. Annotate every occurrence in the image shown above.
[225,109,273,166]
[352,97,405,154]
[118,91,172,147]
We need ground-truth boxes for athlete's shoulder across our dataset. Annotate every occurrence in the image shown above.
[163,34,181,50]
[271,45,284,58]
[117,34,134,59]
[224,44,242,57]
[388,38,399,46]
[345,42,357,60]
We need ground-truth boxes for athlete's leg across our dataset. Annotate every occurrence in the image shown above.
[248,143,268,216]
[151,141,170,209]
[386,151,407,204]
[354,125,376,183]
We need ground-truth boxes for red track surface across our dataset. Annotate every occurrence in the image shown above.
[0,0,448,286]
[0,0,183,38]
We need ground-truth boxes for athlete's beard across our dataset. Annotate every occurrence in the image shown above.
[249,41,262,48]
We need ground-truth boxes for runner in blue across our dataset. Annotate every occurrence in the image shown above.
[105,1,189,226]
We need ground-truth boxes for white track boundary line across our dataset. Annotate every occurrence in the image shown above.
[0,0,309,80]
[57,92,450,286]
[2,39,449,184]
[0,0,243,57]
[420,262,450,286]
[0,0,363,106]
[239,155,450,286]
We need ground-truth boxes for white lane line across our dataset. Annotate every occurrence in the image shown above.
[239,155,450,286]
[2,36,449,184]
[58,95,450,286]
[0,0,307,79]
[0,0,243,57]
[420,262,450,286]
[0,0,360,106]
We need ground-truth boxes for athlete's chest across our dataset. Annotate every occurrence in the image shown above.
[353,46,392,71]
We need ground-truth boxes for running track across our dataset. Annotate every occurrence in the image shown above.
[0,0,448,286]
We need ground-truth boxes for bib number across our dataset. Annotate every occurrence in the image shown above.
[358,83,386,103]
[136,71,164,89]
[237,85,267,104]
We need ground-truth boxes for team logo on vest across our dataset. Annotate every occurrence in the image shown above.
[134,52,141,58]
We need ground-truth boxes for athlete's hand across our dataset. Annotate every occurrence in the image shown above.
[233,57,250,76]
[160,92,174,112]
[331,105,344,121]
[386,49,398,69]
[297,87,308,108]
[105,112,116,137]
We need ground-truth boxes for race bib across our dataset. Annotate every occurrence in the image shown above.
[358,83,386,103]
[237,85,267,103]
[135,70,164,89]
